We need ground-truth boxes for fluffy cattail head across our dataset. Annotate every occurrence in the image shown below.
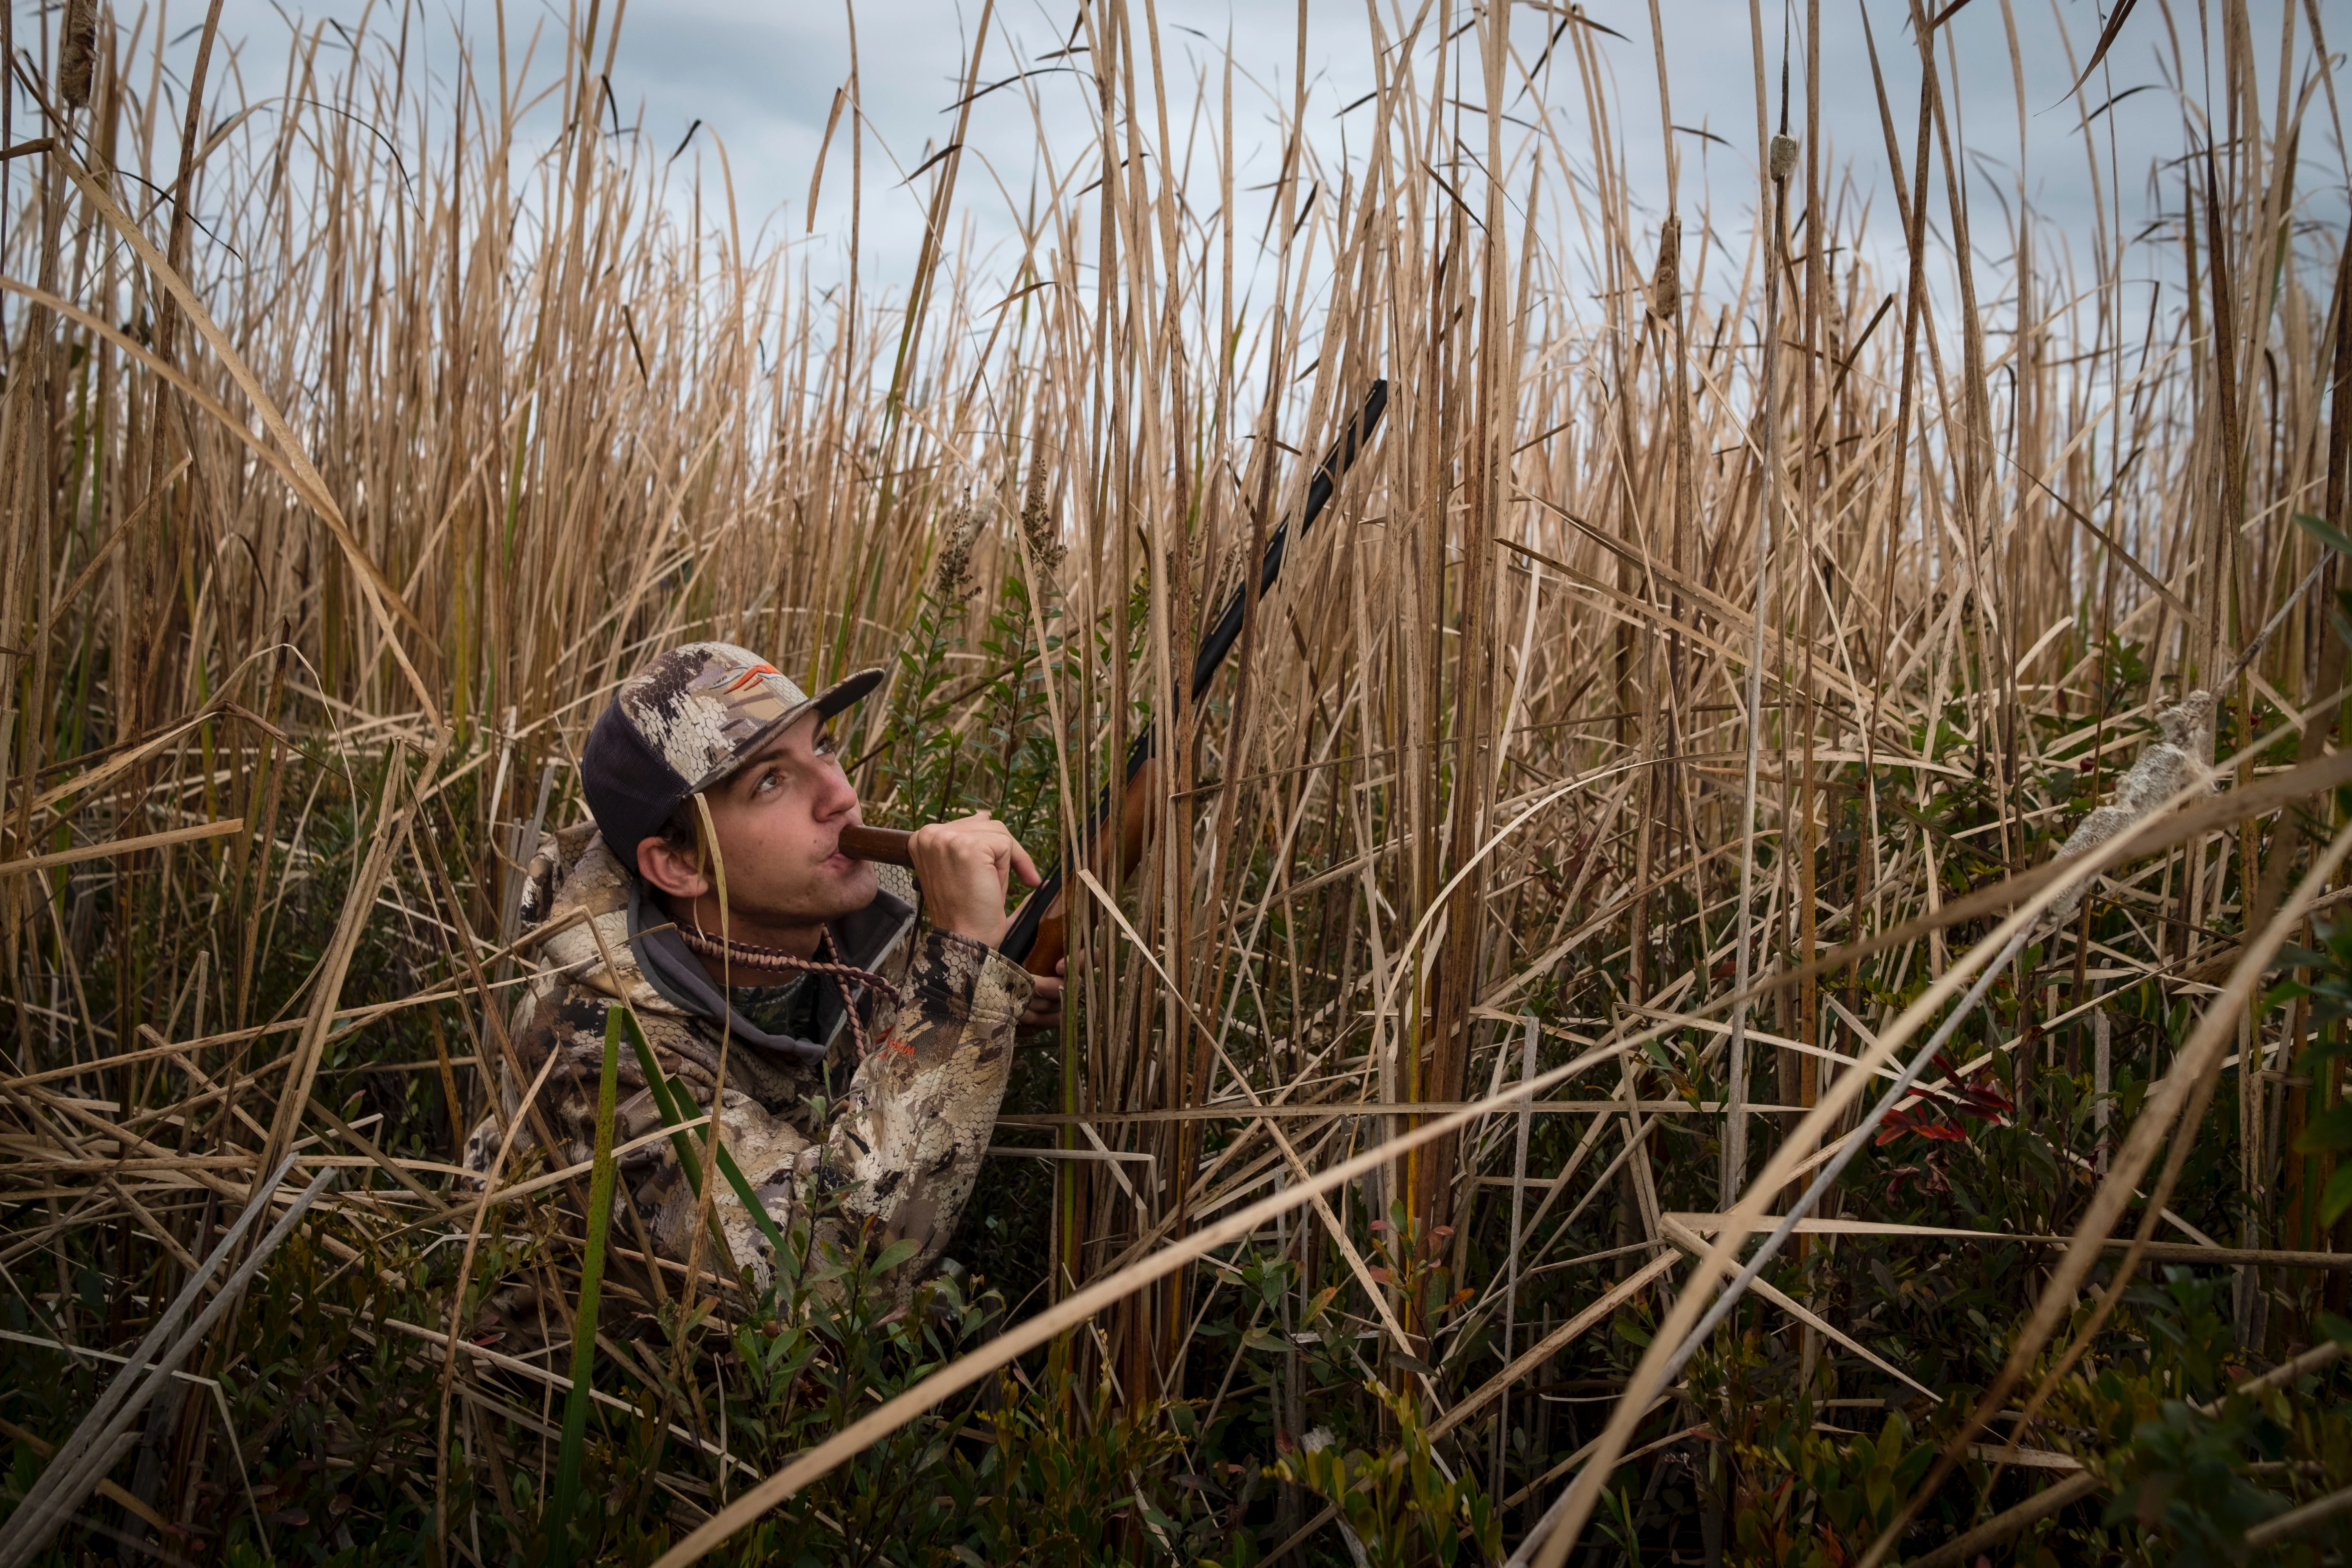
[2049,690,2216,924]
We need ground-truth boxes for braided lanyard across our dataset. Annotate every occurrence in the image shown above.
[678,924,902,1057]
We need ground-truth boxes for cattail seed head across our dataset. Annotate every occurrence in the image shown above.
[1768,134,1799,181]
[60,0,98,109]
[1651,216,1681,320]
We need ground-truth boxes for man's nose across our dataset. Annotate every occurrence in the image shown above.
[814,762,858,819]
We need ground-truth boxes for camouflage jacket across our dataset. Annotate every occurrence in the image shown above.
[464,823,1034,1296]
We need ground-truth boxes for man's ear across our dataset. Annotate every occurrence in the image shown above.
[635,836,708,900]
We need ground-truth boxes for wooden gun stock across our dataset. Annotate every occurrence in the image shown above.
[1008,754,1158,978]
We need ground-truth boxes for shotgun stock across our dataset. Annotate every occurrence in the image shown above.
[997,753,1158,978]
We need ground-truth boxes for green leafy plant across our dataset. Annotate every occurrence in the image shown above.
[1271,1380,1503,1568]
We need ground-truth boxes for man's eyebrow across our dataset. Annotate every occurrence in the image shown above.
[732,737,795,789]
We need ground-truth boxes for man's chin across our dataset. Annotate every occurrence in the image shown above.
[820,857,880,915]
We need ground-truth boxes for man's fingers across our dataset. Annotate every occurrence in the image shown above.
[947,817,1038,885]
[1020,972,1065,1031]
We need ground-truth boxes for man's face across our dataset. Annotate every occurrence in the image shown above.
[688,713,877,929]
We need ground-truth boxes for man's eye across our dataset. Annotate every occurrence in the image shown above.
[755,770,780,795]
[814,730,838,755]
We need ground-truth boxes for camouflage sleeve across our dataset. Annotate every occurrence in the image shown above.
[814,925,1033,1296]
[462,895,1031,1303]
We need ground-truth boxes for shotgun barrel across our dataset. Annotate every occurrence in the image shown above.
[998,380,1388,975]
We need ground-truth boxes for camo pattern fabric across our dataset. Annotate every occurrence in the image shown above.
[465,828,1033,1301]
[614,641,818,792]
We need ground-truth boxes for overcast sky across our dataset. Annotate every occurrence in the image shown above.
[37,1,2352,339]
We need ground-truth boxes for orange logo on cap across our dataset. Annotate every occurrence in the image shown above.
[719,663,782,694]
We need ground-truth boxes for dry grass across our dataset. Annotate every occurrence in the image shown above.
[2,0,2349,1563]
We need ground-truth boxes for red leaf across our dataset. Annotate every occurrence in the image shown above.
[1878,1106,1967,1144]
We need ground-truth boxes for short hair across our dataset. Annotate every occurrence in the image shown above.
[648,799,706,874]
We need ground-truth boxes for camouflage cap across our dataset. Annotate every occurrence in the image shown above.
[580,642,884,866]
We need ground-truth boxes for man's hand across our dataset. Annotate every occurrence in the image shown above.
[906,809,1042,949]
[1020,958,1066,1032]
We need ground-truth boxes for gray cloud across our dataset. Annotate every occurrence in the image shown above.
[98,0,2352,320]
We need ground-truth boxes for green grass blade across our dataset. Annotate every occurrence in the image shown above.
[548,1007,623,1561]
[615,1005,791,1263]
[619,1006,711,1190]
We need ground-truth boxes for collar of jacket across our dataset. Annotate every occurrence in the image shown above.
[623,860,916,1065]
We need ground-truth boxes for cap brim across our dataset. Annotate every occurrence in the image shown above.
[688,666,887,794]
[814,666,887,718]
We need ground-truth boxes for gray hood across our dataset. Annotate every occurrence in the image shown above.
[624,875,916,1065]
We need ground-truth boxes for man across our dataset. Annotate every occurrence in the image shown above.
[465,641,1061,1298]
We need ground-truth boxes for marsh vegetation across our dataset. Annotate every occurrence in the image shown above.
[1,1,2349,1564]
